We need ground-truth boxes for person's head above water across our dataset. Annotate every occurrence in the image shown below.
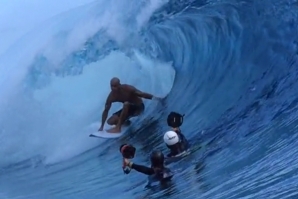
[110,77,121,91]
[163,130,179,146]
[150,150,165,168]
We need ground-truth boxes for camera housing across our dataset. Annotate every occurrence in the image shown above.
[120,144,136,159]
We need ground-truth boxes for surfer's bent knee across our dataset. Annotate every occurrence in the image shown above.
[123,101,130,107]
[107,115,118,125]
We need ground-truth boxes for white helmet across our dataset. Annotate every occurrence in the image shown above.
[163,130,179,146]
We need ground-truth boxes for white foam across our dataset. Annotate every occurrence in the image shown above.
[0,0,95,55]
[0,51,174,166]
[0,0,174,166]
[136,0,169,30]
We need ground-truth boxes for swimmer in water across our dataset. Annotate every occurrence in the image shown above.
[121,145,173,184]
[163,112,189,157]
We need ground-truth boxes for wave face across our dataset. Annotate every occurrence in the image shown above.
[1,0,298,198]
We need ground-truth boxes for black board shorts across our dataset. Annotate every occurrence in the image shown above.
[113,103,145,118]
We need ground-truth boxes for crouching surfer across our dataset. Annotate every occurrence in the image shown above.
[98,77,162,133]
[120,144,173,186]
[164,112,189,157]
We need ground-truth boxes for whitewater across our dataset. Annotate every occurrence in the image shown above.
[1,0,298,198]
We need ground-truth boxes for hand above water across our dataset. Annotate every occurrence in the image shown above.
[123,158,132,167]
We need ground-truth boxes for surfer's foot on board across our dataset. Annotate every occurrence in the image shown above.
[107,126,121,133]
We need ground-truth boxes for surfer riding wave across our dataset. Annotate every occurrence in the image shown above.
[98,77,162,133]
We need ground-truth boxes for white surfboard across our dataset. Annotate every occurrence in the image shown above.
[88,121,131,139]
[89,126,130,139]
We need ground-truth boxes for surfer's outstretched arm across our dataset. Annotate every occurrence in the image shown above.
[124,84,161,100]
[131,86,160,100]
[99,94,112,131]
[134,89,154,100]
